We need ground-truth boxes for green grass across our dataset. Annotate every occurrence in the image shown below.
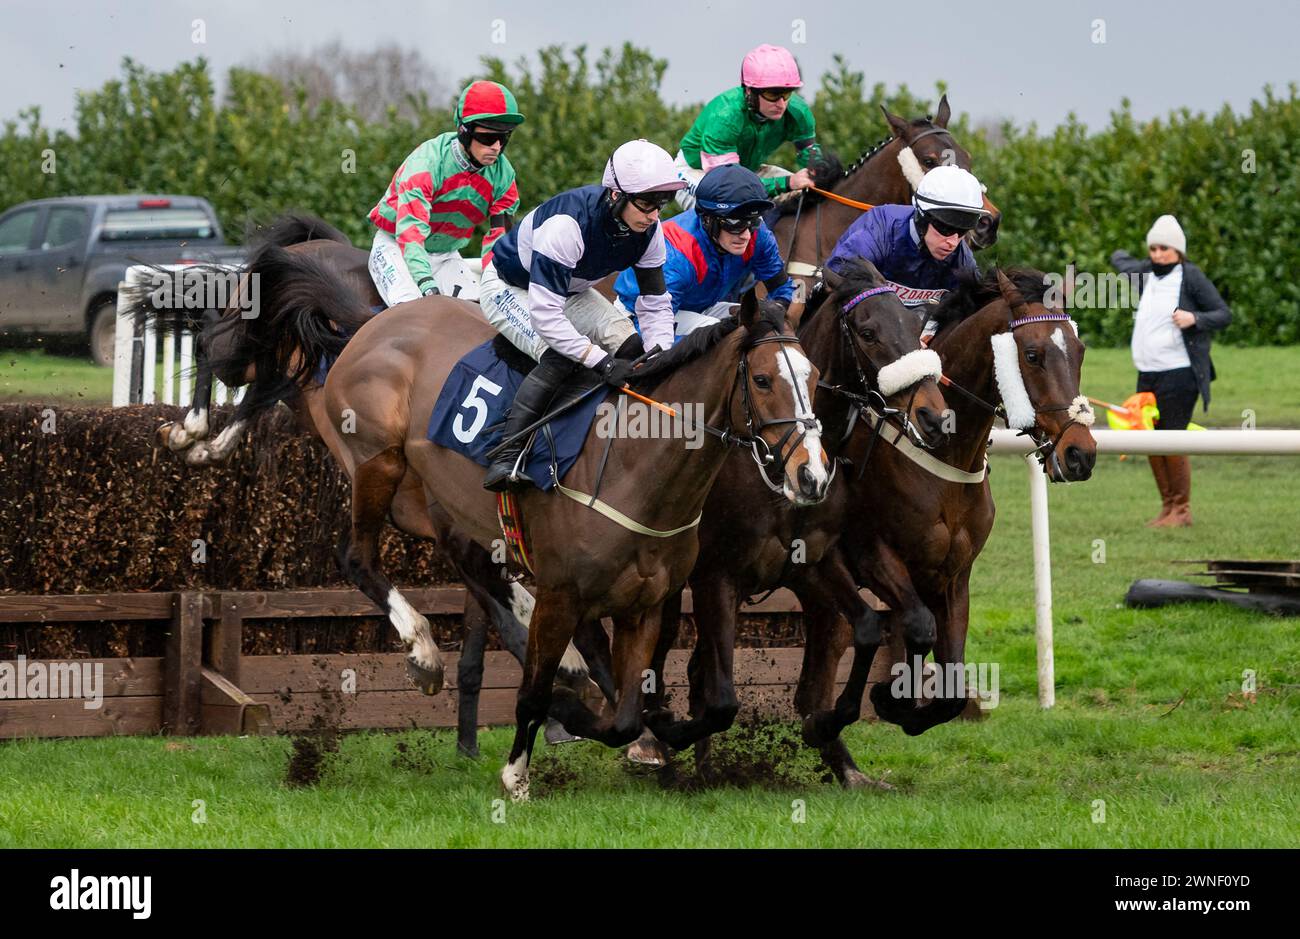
[0,346,1297,847]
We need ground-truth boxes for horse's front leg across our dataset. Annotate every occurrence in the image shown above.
[896,569,979,736]
[547,606,662,750]
[794,550,889,788]
[626,589,681,767]
[643,573,740,758]
[501,587,580,801]
[159,326,216,452]
[862,542,937,726]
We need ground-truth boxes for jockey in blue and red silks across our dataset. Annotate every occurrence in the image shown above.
[615,164,794,341]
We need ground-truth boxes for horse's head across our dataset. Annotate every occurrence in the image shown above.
[735,291,831,505]
[992,270,1097,481]
[821,260,948,449]
[881,94,1001,250]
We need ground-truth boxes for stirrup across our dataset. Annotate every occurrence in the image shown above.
[483,447,534,493]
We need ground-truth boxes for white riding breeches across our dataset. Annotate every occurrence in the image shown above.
[368,229,480,305]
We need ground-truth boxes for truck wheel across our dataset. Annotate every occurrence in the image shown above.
[89,300,117,367]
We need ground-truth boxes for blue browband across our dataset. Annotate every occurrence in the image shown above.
[842,283,896,312]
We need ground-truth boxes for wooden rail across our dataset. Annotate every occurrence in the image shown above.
[0,587,933,740]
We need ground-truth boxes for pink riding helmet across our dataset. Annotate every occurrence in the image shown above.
[740,45,803,89]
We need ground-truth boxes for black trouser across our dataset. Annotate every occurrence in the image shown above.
[1137,367,1198,430]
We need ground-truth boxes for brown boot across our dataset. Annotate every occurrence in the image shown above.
[1152,455,1192,527]
[1145,455,1174,526]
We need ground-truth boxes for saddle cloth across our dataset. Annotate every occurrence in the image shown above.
[427,337,609,492]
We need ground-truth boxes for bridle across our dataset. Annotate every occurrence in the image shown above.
[940,308,1094,475]
[728,332,828,494]
[814,283,937,451]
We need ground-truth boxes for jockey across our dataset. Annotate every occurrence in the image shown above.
[367,80,524,304]
[614,164,794,338]
[826,165,987,319]
[480,139,686,491]
[674,44,822,210]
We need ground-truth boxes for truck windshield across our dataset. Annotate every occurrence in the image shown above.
[99,208,217,241]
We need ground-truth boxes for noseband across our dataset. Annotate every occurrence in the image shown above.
[731,333,828,494]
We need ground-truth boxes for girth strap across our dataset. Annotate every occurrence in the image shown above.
[552,477,702,537]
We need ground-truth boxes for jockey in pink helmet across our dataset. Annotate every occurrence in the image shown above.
[674,44,823,209]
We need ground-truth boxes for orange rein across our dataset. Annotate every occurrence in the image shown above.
[808,186,875,212]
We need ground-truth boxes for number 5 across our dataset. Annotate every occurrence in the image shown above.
[454,374,504,443]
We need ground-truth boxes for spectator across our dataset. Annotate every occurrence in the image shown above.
[1111,215,1232,527]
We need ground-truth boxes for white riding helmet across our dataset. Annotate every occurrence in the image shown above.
[602,139,687,196]
[912,165,989,232]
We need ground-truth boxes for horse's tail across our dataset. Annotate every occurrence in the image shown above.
[203,241,373,425]
[118,262,240,340]
[246,212,353,250]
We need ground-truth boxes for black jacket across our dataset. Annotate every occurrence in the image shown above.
[1110,251,1232,410]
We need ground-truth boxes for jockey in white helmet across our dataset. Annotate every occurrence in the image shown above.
[827,165,989,319]
[481,139,686,491]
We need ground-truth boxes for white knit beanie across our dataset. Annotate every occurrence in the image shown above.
[1146,214,1186,256]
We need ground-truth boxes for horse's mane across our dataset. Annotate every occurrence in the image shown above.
[928,266,1052,336]
[245,212,352,250]
[629,298,788,391]
[796,258,887,334]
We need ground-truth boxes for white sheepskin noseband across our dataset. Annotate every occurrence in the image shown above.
[990,331,1035,429]
[877,348,942,397]
[897,147,926,190]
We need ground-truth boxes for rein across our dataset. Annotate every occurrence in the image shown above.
[549,330,823,535]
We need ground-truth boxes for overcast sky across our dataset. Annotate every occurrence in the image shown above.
[3,0,1296,134]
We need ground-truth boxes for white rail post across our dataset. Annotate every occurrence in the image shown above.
[1026,454,1055,708]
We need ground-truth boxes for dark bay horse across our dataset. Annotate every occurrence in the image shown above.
[794,269,1097,781]
[198,241,832,798]
[609,260,951,783]
[772,95,1002,296]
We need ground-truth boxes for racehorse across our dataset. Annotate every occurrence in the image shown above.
[595,260,950,782]
[126,219,572,757]
[793,269,1097,781]
[188,239,832,799]
[772,95,1001,296]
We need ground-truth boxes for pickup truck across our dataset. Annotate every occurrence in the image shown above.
[0,195,245,365]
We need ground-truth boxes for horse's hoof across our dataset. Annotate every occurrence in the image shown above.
[406,657,444,696]
[801,713,830,748]
[544,717,582,745]
[501,762,529,802]
[156,422,178,448]
[625,734,670,768]
[841,767,894,791]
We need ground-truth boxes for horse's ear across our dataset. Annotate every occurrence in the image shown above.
[996,270,1029,318]
[880,105,909,140]
[738,288,758,329]
[784,280,806,330]
[822,266,843,293]
[935,94,951,128]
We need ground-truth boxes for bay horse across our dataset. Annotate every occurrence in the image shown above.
[125,219,575,757]
[599,260,950,782]
[793,269,1097,781]
[195,240,832,799]
[772,95,1002,296]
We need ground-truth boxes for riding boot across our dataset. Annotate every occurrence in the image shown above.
[1152,455,1193,527]
[1145,455,1174,527]
[483,349,580,492]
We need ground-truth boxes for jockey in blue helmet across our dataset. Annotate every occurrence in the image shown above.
[615,163,795,339]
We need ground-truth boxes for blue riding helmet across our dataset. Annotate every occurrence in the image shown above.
[694,164,775,218]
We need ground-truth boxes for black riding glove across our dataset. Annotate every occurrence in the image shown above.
[593,354,635,388]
